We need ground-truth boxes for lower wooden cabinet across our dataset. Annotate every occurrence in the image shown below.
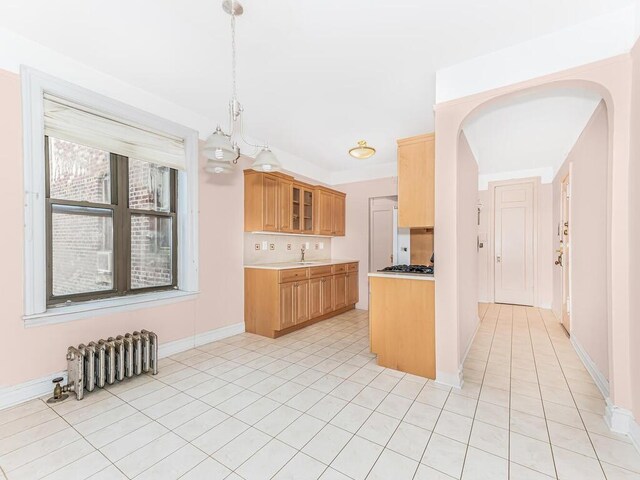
[294,281,309,324]
[334,273,347,310]
[347,271,359,305]
[245,262,359,338]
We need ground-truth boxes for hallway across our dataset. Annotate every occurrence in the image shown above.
[464,304,640,479]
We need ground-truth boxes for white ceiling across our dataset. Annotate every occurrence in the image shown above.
[463,88,602,185]
[0,0,633,178]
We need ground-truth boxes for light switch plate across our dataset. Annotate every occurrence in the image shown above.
[319,242,324,250]
[304,242,310,249]
[261,241,268,251]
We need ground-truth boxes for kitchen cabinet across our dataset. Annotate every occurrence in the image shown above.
[316,188,334,235]
[309,275,333,319]
[244,262,359,338]
[293,183,315,233]
[244,170,293,232]
[397,133,435,228]
[294,281,309,324]
[245,170,345,236]
[278,177,294,233]
[333,273,347,310]
[332,194,346,236]
[347,271,359,305]
[279,282,295,329]
[315,188,346,237]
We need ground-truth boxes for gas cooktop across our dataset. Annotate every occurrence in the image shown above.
[378,264,434,275]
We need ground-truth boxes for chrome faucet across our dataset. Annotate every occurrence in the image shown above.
[300,245,306,262]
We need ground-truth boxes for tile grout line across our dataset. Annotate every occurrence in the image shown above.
[460,303,502,480]
[524,306,560,479]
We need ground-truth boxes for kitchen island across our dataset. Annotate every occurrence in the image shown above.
[368,272,435,379]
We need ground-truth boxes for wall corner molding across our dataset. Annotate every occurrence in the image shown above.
[436,368,464,390]
[605,399,640,453]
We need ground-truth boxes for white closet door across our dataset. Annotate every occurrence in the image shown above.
[494,183,534,306]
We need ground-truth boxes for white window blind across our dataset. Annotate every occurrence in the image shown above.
[43,94,187,170]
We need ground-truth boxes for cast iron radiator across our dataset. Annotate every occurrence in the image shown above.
[62,330,158,401]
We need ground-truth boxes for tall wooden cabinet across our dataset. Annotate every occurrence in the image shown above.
[397,133,435,228]
[244,262,359,338]
[244,170,345,236]
[315,187,346,236]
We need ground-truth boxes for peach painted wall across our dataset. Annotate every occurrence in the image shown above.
[629,42,640,422]
[331,177,398,311]
[457,133,479,359]
[0,68,246,388]
[552,101,609,381]
[435,54,634,403]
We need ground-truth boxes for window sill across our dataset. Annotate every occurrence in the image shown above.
[23,290,199,328]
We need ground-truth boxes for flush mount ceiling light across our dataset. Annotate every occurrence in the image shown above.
[348,140,376,159]
[204,0,282,174]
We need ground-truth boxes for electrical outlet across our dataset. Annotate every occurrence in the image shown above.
[261,241,268,251]
[269,243,275,251]
[315,243,319,250]
[287,244,292,251]
[254,243,260,250]
[319,242,324,250]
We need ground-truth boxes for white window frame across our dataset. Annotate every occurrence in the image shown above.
[22,67,199,327]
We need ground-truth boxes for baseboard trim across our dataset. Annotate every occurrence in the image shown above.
[461,316,481,366]
[605,399,640,453]
[571,336,610,399]
[0,322,245,411]
[0,371,67,411]
[436,369,464,389]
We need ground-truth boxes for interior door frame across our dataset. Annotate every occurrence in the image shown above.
[487,177,540,306]
[560,168,573,334]
[368,196,398,273]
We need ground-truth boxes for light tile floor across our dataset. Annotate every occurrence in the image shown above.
[1,305,640,479]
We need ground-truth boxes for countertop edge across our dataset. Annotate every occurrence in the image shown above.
[244,259,359,270]
[368,272,435,281]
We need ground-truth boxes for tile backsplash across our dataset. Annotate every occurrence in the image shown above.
[244,233,332,265]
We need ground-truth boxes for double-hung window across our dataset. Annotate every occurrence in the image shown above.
[22,69,199,324]
[45,136,178,304]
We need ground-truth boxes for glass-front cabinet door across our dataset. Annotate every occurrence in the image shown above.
[303,189,314,233]
[292,186,301,231]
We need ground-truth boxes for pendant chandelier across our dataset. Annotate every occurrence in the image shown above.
[204,0,281,174]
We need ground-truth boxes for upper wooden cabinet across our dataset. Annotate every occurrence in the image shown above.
[315,187,346,237]
[397,133,435,228]
[245,170,346,236]
[278,177,294,233]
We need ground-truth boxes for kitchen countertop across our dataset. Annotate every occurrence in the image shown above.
[368,272,435,281]
[244,259,359,270]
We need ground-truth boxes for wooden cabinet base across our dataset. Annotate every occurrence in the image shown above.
[369,276,435,379]
[245,263,359,339]
[250,305,355,339]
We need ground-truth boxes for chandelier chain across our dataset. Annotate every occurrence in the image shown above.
[230,1,238,106]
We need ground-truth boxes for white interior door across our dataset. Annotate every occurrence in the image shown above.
[370,199,395,272]
[494,182,534,306]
